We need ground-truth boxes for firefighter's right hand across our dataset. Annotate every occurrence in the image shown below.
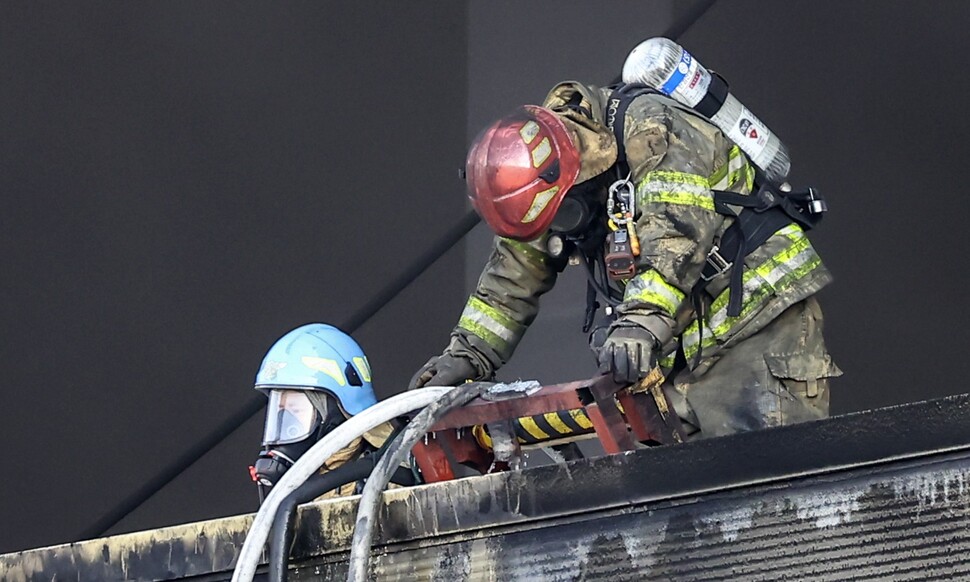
[594,324,659,385]
[408,353,481,390]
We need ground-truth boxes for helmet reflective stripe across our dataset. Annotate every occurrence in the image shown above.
[530,137,552,167]
[522,186,560,224]
[255,323,377,416]
[352,356,372,382]
[300,356,346,387]
[520,121,540,143]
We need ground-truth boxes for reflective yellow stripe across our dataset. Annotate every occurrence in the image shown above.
[518,416,550,440]
[709,146,750,191]
[644,190,715,211]
[707,146,734,187]
[646,170,709,187]
[522,185,560,223]
[739,162,755,191]
[352,357,372,382]
[683,225,823,361]
[464,296,521,336]
[457,319,508,356]
[543,412,573,435]
[569,408,594,429]
[682,319,717,362]
[457,296,525,355]
[637,170,714,211]
[711,246,821,339]
[301,356,346,386]
[624,269,685,318]
[502,237,548,267]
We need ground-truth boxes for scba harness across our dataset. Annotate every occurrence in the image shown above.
[603,82,828,321]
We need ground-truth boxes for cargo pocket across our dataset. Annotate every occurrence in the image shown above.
[764,352,842,421]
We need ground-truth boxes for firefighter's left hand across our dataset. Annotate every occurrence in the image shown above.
[595,325,658,384]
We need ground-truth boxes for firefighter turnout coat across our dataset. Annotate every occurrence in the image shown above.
[452,81,842,438]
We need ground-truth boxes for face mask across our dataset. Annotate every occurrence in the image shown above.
[547,177,610,259]
[250,390,343,503]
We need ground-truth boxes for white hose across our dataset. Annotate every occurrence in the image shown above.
[347,381,487,582]
[232,386,453,582]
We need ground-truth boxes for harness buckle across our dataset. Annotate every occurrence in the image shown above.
[701,245,732,282]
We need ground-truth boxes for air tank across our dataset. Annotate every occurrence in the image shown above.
[622,37,791,184]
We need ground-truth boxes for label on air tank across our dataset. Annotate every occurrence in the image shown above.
[728,106,770,159]
[660,49,711,107]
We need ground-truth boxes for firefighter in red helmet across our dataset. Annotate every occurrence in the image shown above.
[411,81,840,439]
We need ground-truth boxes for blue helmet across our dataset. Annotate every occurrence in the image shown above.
[255,323,377,415]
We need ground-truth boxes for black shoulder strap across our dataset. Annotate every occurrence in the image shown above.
[698,181,828,317]
[604,84,828,327]
[605,83,656,177]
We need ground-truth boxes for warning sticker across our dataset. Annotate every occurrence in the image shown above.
[728,106,770,158]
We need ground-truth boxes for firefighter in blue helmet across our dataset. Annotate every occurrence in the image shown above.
[251,323,391,501]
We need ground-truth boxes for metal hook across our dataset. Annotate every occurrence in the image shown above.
[608,173,635,224]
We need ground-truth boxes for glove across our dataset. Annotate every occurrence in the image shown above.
[594,324,658,385]
[408,353,480,390]
[409,332,500,390]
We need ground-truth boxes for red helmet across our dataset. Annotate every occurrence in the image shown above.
[465,106,582,241]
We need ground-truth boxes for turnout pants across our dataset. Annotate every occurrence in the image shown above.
[664,297,841,440]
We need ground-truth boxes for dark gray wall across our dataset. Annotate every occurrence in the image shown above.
[2,0,970,557]
[0,3,468,553]
[678,0,970,413]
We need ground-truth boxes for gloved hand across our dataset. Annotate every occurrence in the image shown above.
[594,324,658,384]
[410,332,502,390]
[408,353,481,389]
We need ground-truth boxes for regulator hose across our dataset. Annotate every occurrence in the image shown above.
[232,386,453,582]
[347,381,490,582]
[268,457,417,582]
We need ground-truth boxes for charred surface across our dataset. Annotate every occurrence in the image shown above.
[5,393,970,580]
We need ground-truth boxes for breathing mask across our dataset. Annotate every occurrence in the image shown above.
[546,177,609,259]
[250,389,345,503]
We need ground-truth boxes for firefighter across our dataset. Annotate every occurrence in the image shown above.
[409,81,841,439]
[251,323,393,500]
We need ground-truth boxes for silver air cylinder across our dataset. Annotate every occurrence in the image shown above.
[622,37,791,185]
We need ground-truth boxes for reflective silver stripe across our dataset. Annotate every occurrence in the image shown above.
[637,170,714,211]
[682,319,715,361]
[683,225,822,358]
[458,296,522,352]
[709,146,749,191]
